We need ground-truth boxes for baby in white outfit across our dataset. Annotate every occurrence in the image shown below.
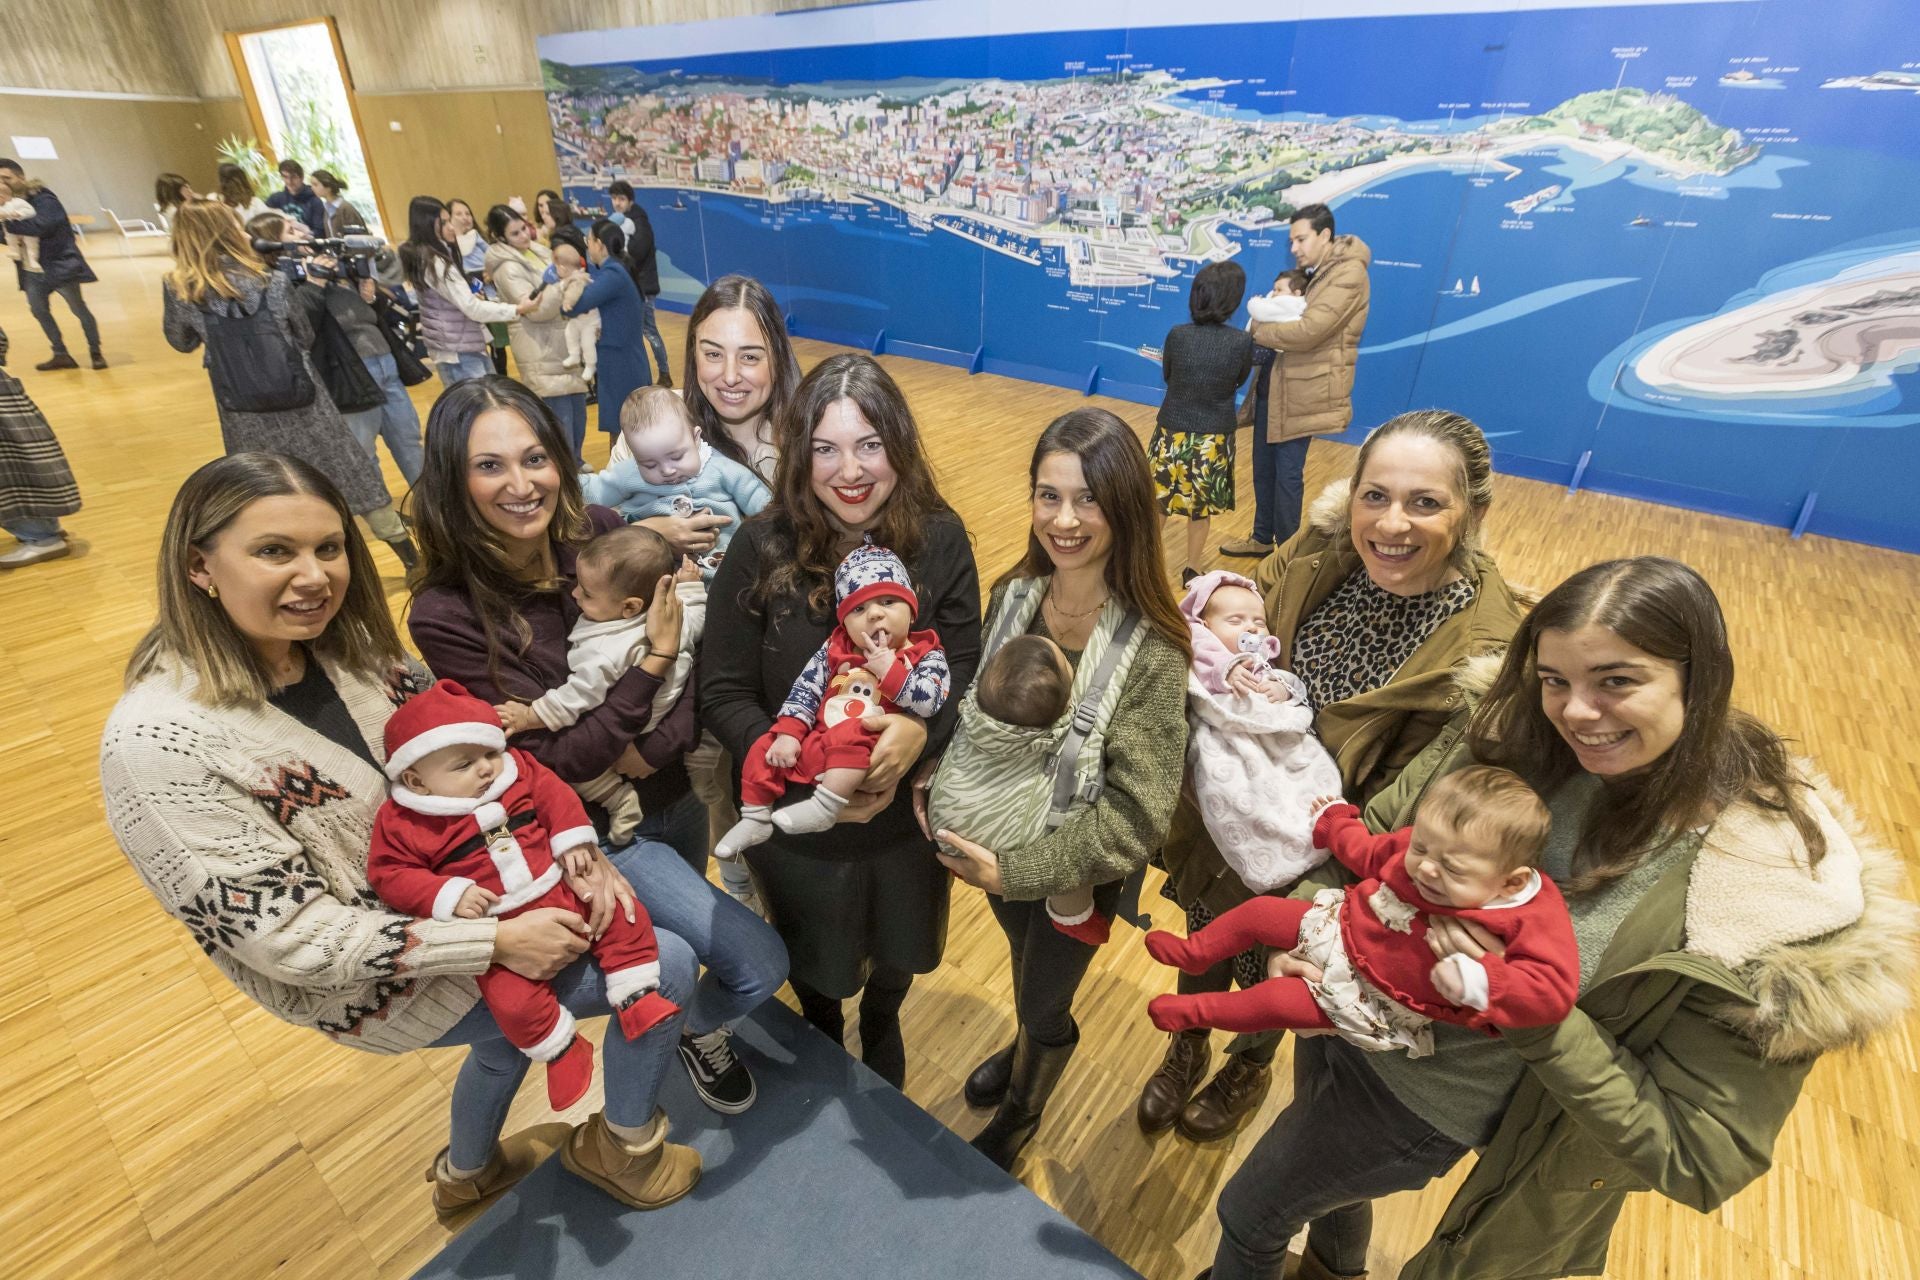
[554,243,600,381]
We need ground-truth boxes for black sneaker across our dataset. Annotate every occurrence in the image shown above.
[678,1027,755,1114]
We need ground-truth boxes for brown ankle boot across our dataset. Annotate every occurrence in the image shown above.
[560,1109,702,1209]
[425,1121,573,1223]
[1136,1029,1211,1134]
[1177,1052,1272,1141]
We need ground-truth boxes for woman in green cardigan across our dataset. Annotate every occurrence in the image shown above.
[1203,557,1915,1280]
[917,407,1192,1171]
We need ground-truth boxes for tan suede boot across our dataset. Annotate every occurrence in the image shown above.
[426,1121,573,1223]
[560,1109,702,1210]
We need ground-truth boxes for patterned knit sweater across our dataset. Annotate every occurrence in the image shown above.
[99,656,498,1054]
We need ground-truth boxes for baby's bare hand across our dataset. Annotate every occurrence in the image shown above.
[766,734,802,769]
[455,885,500,919]
[497,702,540,736]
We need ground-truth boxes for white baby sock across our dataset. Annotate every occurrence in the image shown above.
[771,786,850,835]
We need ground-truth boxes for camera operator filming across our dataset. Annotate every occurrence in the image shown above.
[160,203,418,573]
[250,212,429,502]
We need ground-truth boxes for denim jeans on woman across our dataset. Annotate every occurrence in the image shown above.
[429,795,788,1171]
[343,353,425,485]
[4,517,64,545]
[1210,1035,1470,1280]
[638,292,670,382]
[434,349,493,389]
[544,393,589,465]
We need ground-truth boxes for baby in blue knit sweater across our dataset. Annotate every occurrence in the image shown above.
[581,386,772,575]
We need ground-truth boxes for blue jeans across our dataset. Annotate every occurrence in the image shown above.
[343,353,425,485]
[434,349,493,389]
[23,275,100,356]
[639,292,671,383]
[429,798,787,1170]
[544,393,589,465]
[1251,432,1312,547]
[4,517,63,544]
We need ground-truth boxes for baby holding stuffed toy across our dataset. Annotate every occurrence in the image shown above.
[716,543,951,858]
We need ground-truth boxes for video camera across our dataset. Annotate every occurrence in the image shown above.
[254,229,389,284]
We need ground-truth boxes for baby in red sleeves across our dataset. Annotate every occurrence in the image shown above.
[1145,766,1578,1057]
[368,680,679,1110]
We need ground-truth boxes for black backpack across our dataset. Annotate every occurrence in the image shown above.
[202,289,316,414]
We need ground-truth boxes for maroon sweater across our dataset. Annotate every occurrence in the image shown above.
[408,506,696,820]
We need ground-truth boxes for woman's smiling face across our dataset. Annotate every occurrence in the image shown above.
[465,408,559,551]
[808,398,897,533]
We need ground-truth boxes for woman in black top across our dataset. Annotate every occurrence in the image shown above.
[700,352,982,1089]
[1149,259,1254,583]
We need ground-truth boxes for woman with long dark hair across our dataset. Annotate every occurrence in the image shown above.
[560,220,652,440]
[1204,557,1914,1280]
[399,195,533,388]
[406,375,789,1126]
[215,162,269,224]
[919,407,1191,1170]
[700,352,982,1089]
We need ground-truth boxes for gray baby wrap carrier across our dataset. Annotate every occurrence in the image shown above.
[927,575,1142,858]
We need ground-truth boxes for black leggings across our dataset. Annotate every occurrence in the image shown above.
[791,966,914,1089]
[987,881,1124,1047]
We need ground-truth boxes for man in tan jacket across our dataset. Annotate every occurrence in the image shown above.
[1221,203,1371,558]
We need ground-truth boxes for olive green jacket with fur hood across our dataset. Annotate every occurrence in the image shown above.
[1160,480,1526,915]
[1250,233,1370,442]
[1345,656,1919,1280]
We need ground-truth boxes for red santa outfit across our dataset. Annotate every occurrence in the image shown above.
[1145,803,1579,1057]
[367,680,678,1109]
[717,544,951,858]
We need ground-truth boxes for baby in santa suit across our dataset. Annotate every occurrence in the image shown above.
[715,543,951,859]
[368,679,679,1110]
[1144,765,1580,1058]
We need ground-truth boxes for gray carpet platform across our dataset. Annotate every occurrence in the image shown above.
[415,1001,1141,1278]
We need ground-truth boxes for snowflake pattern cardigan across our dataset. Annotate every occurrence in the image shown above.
[100,656,497,1054]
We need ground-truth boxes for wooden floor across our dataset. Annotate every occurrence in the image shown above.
[3,257,1916,1280]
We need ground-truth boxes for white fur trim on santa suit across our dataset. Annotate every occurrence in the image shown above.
[432,877,478,922]
[489,865,564,916]
[387,752,520,816]
[524,1006,578,1063]
[385,719,507,781]
[1045,899,1095,927]
[550,826,600,858]
[603,961,663,1007]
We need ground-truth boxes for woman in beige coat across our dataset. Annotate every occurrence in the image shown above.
[483,204,590,460]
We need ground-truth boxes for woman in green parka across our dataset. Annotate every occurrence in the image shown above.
[1203,556,1917,1280]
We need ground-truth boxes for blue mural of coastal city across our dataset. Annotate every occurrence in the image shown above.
[540,0,1920,551]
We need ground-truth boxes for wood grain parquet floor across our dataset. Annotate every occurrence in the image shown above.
[2,256,1916,1280]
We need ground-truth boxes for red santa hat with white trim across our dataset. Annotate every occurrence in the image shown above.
[384,679,506,782]
[834,542,918,623]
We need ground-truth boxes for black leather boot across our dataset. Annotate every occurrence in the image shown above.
[969,1027,1077,1171]
[385,535,419,572]
[963,1041,1016,1109]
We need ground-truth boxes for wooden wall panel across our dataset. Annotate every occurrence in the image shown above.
[354,89,561,236]
[0,97,239,232]
[168,0,808,98]
[0,0,197,96]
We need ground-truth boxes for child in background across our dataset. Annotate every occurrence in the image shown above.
[717,544,950,857]
[368,680,680,1111]
[1144,766,1579,1058]
[1247,267,1309,327]
[1231,267,1309,440]
[927,635,1113,944]
[1182,571,1342,895]
[495,524,703,846]
[582,386,770,575]
[554,243,600,382]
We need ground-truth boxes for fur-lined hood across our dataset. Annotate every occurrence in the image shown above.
[1438,654,1915,1061]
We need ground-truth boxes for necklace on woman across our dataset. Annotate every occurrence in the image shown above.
[1045,586,1110,621]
